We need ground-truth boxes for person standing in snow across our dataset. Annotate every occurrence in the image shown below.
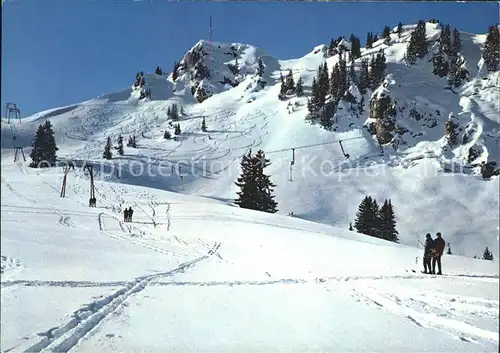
[128,207,134,222]
[124,208,129,222]
[432,232,445,275]
[423,233,436,274]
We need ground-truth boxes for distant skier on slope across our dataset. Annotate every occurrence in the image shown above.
[432,232,445,275]
[423,233,436,274]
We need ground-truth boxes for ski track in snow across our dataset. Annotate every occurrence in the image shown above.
[349,283,499,344]
[15,244,220,353]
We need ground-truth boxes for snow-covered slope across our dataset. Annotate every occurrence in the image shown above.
[1,22,498,259]
[1,163,498,352]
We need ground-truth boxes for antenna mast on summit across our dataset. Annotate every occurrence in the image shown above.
[209,16,212,41]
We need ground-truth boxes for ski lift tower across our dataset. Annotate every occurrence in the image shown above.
[5,103,21,124]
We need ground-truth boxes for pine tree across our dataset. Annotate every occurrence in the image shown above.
[482,246,494,260]
[43,120,58,166]
[172,61,179,81]
[354,196,376,236]
[307,77,321,117]
[369,198,381,237]
[234,149,278,213]
[451,28,461,57]
[359,58,370,94]
[29,124,46,168]
[483,25,500,72]
[349,222,353,231]
[117,134,124,156]
[295,76,304,97]
[378,199,399,242]
[349,34,361,59]
[285,69,295,92]
[366,32,374,49]
[446,243,452,255]
[397,22,403,38]
[257,57,265,76]
[440,24,452,56]
[103,137,113,160]
[174,123,181,135]
[201,117,207,132]
[131,135,137,148]
[432,47,450,77]
[382,26,391,44]
[29,120,59,168]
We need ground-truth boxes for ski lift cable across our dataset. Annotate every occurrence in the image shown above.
[264,135,365,155]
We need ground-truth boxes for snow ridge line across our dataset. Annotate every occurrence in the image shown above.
[24,249,217,353]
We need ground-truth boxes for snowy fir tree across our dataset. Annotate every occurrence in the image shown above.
[29,120,59,168]
[382,26,391,44]
[483,25,500,72]
[349,34,362,59]
[257,57,265,77]
[378,199,399,243]
[285,69,295,93]
[295,76,304,97]
[354,196,379,237]
[168,103,179,121]
[397,22,403,38]
[431,47,450,78]
[174,123,181,135]
[201,117,207,132]
[234,149,278,213]
[447,243,452,255]
[359,58,370,94]
[103,137,113,160]
[482,247,494,261]
[117,134,124,156]
[366,32,374,49]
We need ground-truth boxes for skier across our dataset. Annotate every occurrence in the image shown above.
[128,207,134,222]
[423,233,436,274]
[432,232,445,275]
[124,208,129,222]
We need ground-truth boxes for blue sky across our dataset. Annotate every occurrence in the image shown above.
[2,1,498,117]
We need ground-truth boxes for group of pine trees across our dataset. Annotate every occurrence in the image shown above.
[103,134,126,160]
[127,135,137,148]
[154,66,163,75]
[278,69,303,100]
[307,49,386,130]
[352,196,399,243]
[405,20,429,65]
[133,71,145,88]
[233,149,278,213]
[167,103,183,121]
[29,120,59,168]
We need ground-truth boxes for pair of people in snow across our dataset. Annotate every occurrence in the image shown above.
[423,232,446,275]
[88,197,96,207]
[123,207,134,222]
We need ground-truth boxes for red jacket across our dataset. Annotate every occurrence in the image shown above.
[434,237,445,256]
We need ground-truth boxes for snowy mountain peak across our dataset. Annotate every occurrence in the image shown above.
[171,39,278,102]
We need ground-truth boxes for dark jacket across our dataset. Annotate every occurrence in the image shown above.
[434,237,445,256]
[424,238,436,258]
